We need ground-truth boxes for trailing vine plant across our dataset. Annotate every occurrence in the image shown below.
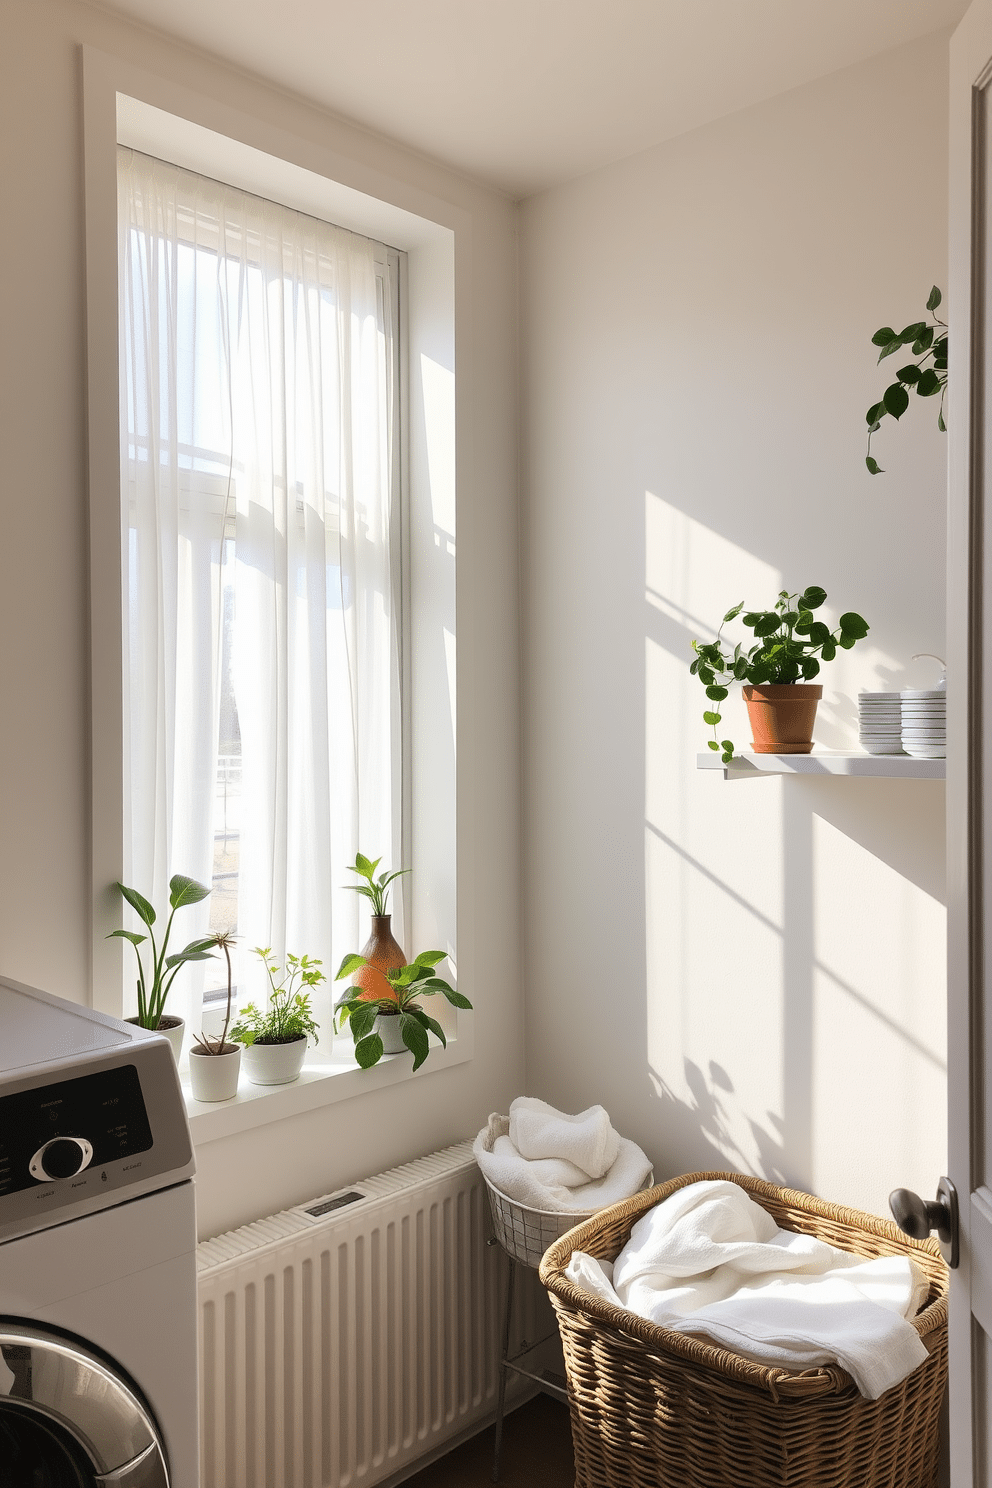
[690,587,869,763]
[865,286,946,474]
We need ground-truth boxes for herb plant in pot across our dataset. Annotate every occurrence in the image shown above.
[188,932,242,1102]
[334,951,471,1071]
[691,587,870,762]
[230,949,323,1085]
[108,875,215,1061]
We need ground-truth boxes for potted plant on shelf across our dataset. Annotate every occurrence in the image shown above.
[333,951,471,1071]
[108,874,215,1061]
[345,852,410,1002]
[188,931,241,1102]
[691,586,870,762]
[865,285,947,475]
[229,948,323,1086]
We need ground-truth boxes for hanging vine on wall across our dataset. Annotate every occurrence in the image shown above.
[865,286,946,474]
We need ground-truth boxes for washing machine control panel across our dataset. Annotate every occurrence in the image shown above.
[0,1064,153,1198]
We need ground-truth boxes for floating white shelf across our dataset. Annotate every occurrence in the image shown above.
[696,750,945,781]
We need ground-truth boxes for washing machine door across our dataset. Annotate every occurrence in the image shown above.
[0,1322,169,1487]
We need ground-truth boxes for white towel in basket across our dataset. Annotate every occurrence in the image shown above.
[474,1103,652,1213]
[509,1097,621,1179]
[565,1179,930,1399]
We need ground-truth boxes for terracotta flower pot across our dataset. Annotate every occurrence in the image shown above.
[743,683,822,754]
[353,914,405,1005]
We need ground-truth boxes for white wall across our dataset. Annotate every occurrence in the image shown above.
[0,0,522,1239]
[520,32,950,1219]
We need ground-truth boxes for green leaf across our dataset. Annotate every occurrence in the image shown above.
[866,456,883,475]
[108,929,147,946]
[741,612,761,628]
[411,1008,447,1047]
[752,613,780,637]
[838,634,856,649]
[794,610,814,634]
[896,364,921,385]
[705,685,729,701]
[927,285,942,312]
[871,327,896,347]
[899,322,927,344]
[883,383,910,420]
[933,357,947,371]
[414,950,447,967]
[801,656,820,679]
[917,369,940,397]
[912,326,934,354]
[838,612,870,639]
[703,710,722,725]
[808,621,831,645]
[721,740,734,757]
[865,401,886,426]
[400,1012,430,1070]
[164,948,215,968]
[353,853,375,880]
[781,610,799,627]
[938,409,946,433]
[335,952,367,981]
[349,1003,378,1041]
[697,665,715,685]
[438,985,473,1010]
[707,740,720,751]
[877,340,902,363]
[169,874,211,909]
[733,657,749,680]
[722,602,744,623]
[821,639,836,662]
[689,658,700,675]
[355,1033,384,1069]
[117,882,156,927]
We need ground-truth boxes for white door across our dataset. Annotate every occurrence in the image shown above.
[949,4,992,1481]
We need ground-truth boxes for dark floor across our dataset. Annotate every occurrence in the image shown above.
[402,1394,574,1488]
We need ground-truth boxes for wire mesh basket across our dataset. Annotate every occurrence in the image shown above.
[479,1113,653,1268]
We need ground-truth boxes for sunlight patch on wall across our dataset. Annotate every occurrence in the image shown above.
[420,354,455,538]
[810,814,946,1203]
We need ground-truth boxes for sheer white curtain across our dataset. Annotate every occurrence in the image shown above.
[117,147,402,1039]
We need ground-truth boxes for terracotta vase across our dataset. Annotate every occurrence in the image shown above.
[354,914,405,1005]
[743,683,822,754]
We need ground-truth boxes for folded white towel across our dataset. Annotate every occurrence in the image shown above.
[509,1096,621,1179]
[474,1106,652,1215]
[564,1180,929,1399]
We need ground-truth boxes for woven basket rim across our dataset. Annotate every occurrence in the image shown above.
[538,1169,949,1400]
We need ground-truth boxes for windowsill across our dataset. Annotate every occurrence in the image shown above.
[182,1027,472,1146]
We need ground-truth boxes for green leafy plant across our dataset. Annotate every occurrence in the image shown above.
[690,587,870,762]
[865,286,947,474]
[192,930,238,1055]
[230,948,323,1047]
[344,852,409,917]
[333,951,471,1072]
[108,875,215,1029]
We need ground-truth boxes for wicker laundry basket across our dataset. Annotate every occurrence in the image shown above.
[479,1114,654,1268]
[538,1170,949,1488]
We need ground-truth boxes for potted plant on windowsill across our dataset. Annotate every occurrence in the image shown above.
[108,875,215,1061]
[345,853,410,1002]
[229,948,323,1086]
[188,931,241,1101]
[691,587,870,762]
[334,951,471,1071]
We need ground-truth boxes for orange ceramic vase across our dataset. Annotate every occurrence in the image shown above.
[743,683,822,754]
[353,915,406,1005]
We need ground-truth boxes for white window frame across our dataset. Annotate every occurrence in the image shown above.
[82,50,469,1142]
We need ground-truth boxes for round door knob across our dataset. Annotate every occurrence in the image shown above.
[889,1177,959,1269]
[29,1137,94,1182]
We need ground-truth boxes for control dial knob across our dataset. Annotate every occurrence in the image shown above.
[29,1137,94,1182]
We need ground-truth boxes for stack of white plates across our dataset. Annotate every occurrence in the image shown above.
[858,691,904,754]
[900,688,946,758]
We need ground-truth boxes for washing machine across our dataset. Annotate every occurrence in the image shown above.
[0,976,199,1487]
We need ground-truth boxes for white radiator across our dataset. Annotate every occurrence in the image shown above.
[196,1141,549,1488]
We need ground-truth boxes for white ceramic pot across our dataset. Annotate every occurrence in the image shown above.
[127,1015,185,1063]
[241,1036,308,1086]
[188,1043,241,1101]
[374,1012,406,1055]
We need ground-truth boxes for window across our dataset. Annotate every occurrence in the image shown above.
[117,146,405,1033]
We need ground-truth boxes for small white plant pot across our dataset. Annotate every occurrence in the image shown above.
[241,1036,308,1086]
[189,1043,241,1102]
[374,1013,406,1055]
[126,1015,185,1063]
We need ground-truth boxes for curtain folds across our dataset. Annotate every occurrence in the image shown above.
[117,147,401,1038]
